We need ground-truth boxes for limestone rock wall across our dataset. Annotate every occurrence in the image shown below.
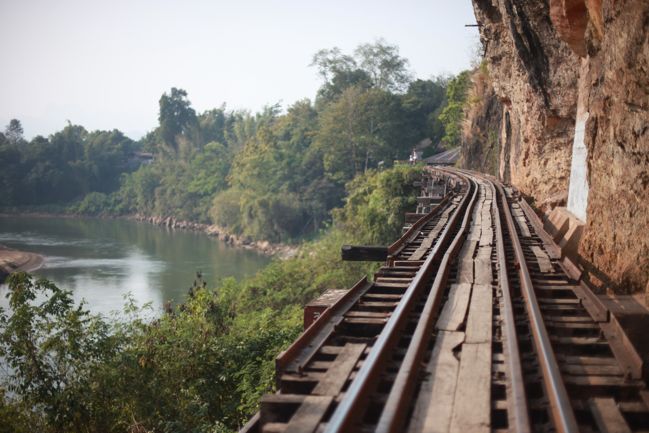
[578,1,649,293]
[467,0,649,293]
[460,67,503,176]
[471,0,580,210]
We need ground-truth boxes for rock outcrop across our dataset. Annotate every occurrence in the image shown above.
[471,0,580,210]
[132,214,298,259]
[467,0,649,294]
[577,1,649,293]
[0,245,44,282]
[460,66,503,176]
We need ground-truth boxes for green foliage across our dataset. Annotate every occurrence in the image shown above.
[210,188,244,232]
[311,39,413,97]
[0,273,120,432]
[333,164,420,244]
[72,192,112,215]
[439,70,471,148]
[401,77,448,145]
[315,87,408,183]
[4,119,24,145]
[158,87,198,153]
[0,123,138,206]
[1,43,464,245]
[0,164,421,432]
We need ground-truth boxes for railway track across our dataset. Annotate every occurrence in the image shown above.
[241,167,649,433]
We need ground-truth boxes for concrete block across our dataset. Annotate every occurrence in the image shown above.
[544,207,570,242]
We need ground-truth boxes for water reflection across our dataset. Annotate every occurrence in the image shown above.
[0,216,270,316]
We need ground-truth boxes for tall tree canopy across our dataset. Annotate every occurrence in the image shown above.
[438,71,471,148]
[311,40,412,104]
[0,40,470,243]
[158,87,197,152]
[5,119,24,144]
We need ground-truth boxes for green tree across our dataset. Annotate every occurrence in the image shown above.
[158,87,198,152]
[316,87,406,183]
[439,71,471,148]
[354,39,413,92]
[401,77,448,144]
[4,119,24,145]
[0,273,119,433]
[333,164,420,244]
[312,40,412,96]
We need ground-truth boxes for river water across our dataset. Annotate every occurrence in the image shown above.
[0,216,270,316]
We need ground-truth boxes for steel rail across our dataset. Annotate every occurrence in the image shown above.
[494,181,579,433]
[453,169,532,433]
[322,172,478,433]
[488,179,532,433]
[387,193,452,258]
[373,171,480,433]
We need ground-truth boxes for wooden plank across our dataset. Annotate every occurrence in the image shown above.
[374,277,412,284]
[465,284,493,344]
[343,317,387,325]
[283,317,342,374]
[560,363,622,376]
[473,258,492,284]
[341,245,387,261]
[408,331,465,433]
[588,398,632,433]
[557,355,618,365]
[409,216,448,261]
[261,394,308,425]
[563,375,633,387]
[479,231,493,247]
[515,216,532,237]
[357,301,399,309]
[456,258,474,284]
[284,395,334,433]
[531,245,553,273]
[449,343,491,433]
[262,422,287,433]
[436,283,472,331]
[373,281,411,289]
[313,343,366,396]
[361,293,402,300]
[639,390,649,411]
[345,310,391,318]
[479,205,493,247]
[458,240,477,260]
[447,280,493,433]
[475,246,491,260]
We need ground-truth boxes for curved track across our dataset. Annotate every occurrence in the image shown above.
[241,167,649,433]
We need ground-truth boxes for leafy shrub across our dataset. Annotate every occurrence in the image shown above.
[333,164,420,244]
[211,188,244,233]
[73,191,112,215]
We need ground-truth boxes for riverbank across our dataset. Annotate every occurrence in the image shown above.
[0,244,44,282]
[129,214,299,259]
[0,210,299,259]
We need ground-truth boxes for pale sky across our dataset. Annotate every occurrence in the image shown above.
[1,0,479,139]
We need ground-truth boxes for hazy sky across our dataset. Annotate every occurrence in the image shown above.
[1,0,479,139]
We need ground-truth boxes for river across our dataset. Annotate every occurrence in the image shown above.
[0,216,271,316]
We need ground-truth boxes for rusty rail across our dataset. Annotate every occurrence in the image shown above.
[489,180,532,433]
[494,180,580,433]
[323,172,478,433]
[374,172,479,433]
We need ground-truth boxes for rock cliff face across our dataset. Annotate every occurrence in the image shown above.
[460,66,503,176]
[467,0,649,294]
[578,1,649,294]
[471,0,580,210]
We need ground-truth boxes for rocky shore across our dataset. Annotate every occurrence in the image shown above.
[0,244,44,283]
[0,211,299,259]
[130,214,299,259]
